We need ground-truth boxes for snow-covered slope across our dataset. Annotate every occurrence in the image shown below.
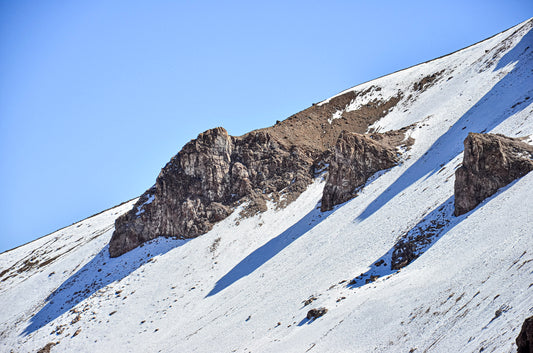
[1,18,532,353]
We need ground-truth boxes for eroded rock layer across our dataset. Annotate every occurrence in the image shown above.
[109,128,314,257]
[454,133,533,216]
[321,129,413,211]
[109,85,413,257]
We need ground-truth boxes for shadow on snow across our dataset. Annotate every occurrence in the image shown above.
[356,27,533,222]
[207,204,331,297]
[348,179,520,289]
[348,196,457,288]
[23,237,187,335]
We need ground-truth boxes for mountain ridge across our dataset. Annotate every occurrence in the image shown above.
[1,17,532,353]
[109,17,533,258]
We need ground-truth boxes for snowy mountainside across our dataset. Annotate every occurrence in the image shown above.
[1,18,533,353]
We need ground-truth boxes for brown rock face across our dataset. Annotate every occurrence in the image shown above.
[109,85,413,257]
[306,307,328,320]
[262,85,402,152]
[517,316,533,353]
[320,130,409,212]
[454,133,533,216]
[109,127,314,257]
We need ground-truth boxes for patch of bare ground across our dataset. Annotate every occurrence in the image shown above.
[412,70,445,92]
[259,86,403,153]
[37,342,58,353]
[391,204,450,270]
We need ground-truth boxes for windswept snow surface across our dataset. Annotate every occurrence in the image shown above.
[1,18,532,353]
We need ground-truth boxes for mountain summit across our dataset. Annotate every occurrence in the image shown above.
[1,18,532,353]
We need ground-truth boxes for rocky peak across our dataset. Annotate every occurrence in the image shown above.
[109,127,316,257]
[454,133,533,216]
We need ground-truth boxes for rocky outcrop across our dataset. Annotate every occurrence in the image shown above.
[306,307,328,320]
[390,203,449,270]
[320,130,412,211]
[263,85,402,152]
[517,316,533,353]
[454,133,533,216]
[37,342,57,353]
[109,85,412,257]
[109,127,314,257]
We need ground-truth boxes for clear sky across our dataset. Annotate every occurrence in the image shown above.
[0,1,531,253]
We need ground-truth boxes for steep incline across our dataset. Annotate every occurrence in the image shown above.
[0,17,532,353]
[109,127,317,257]
[454,132,533,215]
[109,67,414,256]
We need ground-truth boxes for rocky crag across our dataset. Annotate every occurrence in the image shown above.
[454,133,533,216]
[109,127,314,257]
[517,316,533,353]
[109,85,416,257]
[389,132,533,271]
[110,119,533,258]
[321,129,412,212]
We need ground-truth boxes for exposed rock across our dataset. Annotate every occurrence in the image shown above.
[390,201,451,270]
[306,307,328,320]
[303,296,318,306]
[109,127,314,257]
[365,275,380,284]
[109,87,411,257]
[412,70,445,92]
[320,130,410,211]
[264,86,402,152]
[391,219,447,270]
[454,133,533,216]
[37,342,57,353]
[517,316,533,353]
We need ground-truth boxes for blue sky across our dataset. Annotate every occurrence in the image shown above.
[0,1,531,252]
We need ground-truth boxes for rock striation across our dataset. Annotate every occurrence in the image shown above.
[517,316,533,353]
[454,133,533,216]
[109,127,314,257]
[321,129,412,212]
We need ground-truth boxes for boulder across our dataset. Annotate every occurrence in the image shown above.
[517,316,533,353]
[454,133,533,216]
[320,131,400,211]
[306,307,328,320]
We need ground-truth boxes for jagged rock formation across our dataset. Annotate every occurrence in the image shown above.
[109,84,413,257]
[109,127,314,257]
[321,129,412,211]
[454,133,533,216]
[517,316,533,353]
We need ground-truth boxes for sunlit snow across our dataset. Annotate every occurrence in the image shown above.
[1,18,532,353]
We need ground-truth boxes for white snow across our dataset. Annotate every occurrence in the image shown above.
[136,194,155,216]
[327,110,343,124]
[0,17,532,353]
